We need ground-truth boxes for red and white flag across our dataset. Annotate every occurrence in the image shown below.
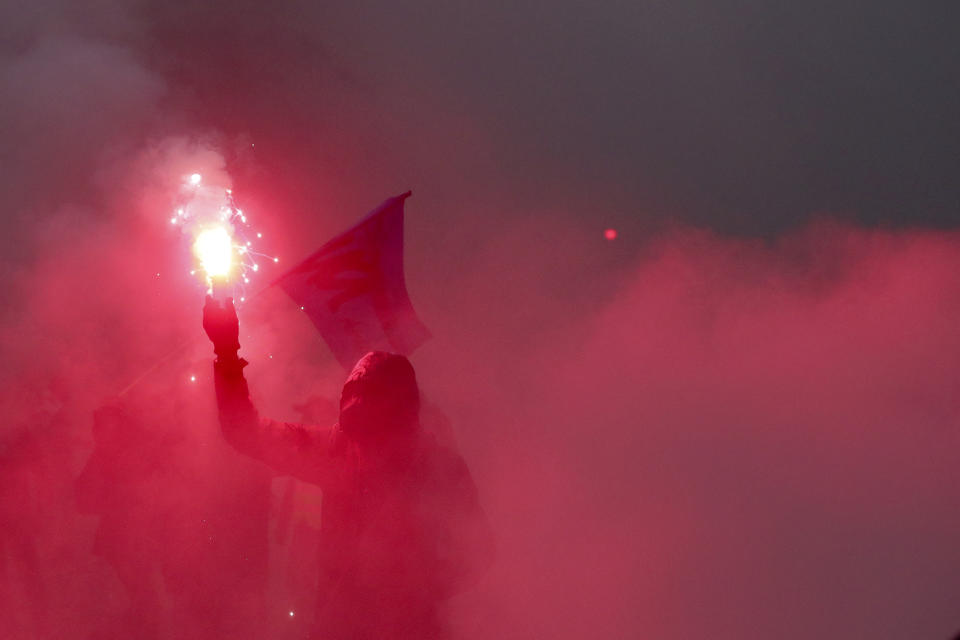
[273,192,430,369]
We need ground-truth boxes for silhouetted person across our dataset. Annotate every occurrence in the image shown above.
[76,401,170,639]
[1,426,51,639]
[204,296,494,639]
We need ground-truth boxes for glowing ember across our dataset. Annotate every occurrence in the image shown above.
[189,173,202,186]
[194,227,233,278]
[604,228,617,240]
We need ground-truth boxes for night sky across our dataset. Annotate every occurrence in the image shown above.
[2,2,960,639]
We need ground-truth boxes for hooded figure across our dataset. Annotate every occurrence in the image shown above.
[204,297,494,639]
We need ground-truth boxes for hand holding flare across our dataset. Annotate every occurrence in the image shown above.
[203,295,240,361]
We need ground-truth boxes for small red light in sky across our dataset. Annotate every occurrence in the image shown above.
[604,228,617,240]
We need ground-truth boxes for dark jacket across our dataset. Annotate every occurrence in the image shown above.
[214,352,494,639]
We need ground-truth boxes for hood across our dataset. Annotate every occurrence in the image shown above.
[339,351,420,437]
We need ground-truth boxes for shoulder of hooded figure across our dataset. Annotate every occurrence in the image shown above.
[416,434,478,502]
[419,401,457,449]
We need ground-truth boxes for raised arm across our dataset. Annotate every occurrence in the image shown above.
[204,296,341,489]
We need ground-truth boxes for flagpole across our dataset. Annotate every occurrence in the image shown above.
[115,337,196,398]
[115,281,277,398]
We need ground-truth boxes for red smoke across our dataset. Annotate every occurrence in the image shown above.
[2,2,960,639]
[414,221,960,639]
[4,162,960,639]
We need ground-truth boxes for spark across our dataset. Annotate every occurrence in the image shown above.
[604,228,617,241]
[289,611,295,617]
[190,375,197,382]
[189,173,202,186]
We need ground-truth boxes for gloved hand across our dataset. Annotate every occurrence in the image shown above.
[203,295,241,359]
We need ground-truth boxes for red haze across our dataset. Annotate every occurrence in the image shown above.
[2,1,960,639]
[3,159,960,638]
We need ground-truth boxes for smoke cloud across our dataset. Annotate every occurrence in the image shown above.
[2,1,959,639]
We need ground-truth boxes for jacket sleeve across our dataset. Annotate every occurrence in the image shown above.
[213,357,340,489]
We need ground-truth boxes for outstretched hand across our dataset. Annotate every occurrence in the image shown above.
[203,295,241,358]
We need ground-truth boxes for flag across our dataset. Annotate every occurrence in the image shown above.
[273,191,431,370]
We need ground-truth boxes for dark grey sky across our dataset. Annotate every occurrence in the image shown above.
[135,0,960,234]
[3,0,958,261]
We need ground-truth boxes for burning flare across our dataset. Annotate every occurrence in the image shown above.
[169,172,279,299]
[193,226,233,278]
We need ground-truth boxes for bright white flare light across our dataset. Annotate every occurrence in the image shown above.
[172,172,277,300]
[193,226,233,277]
